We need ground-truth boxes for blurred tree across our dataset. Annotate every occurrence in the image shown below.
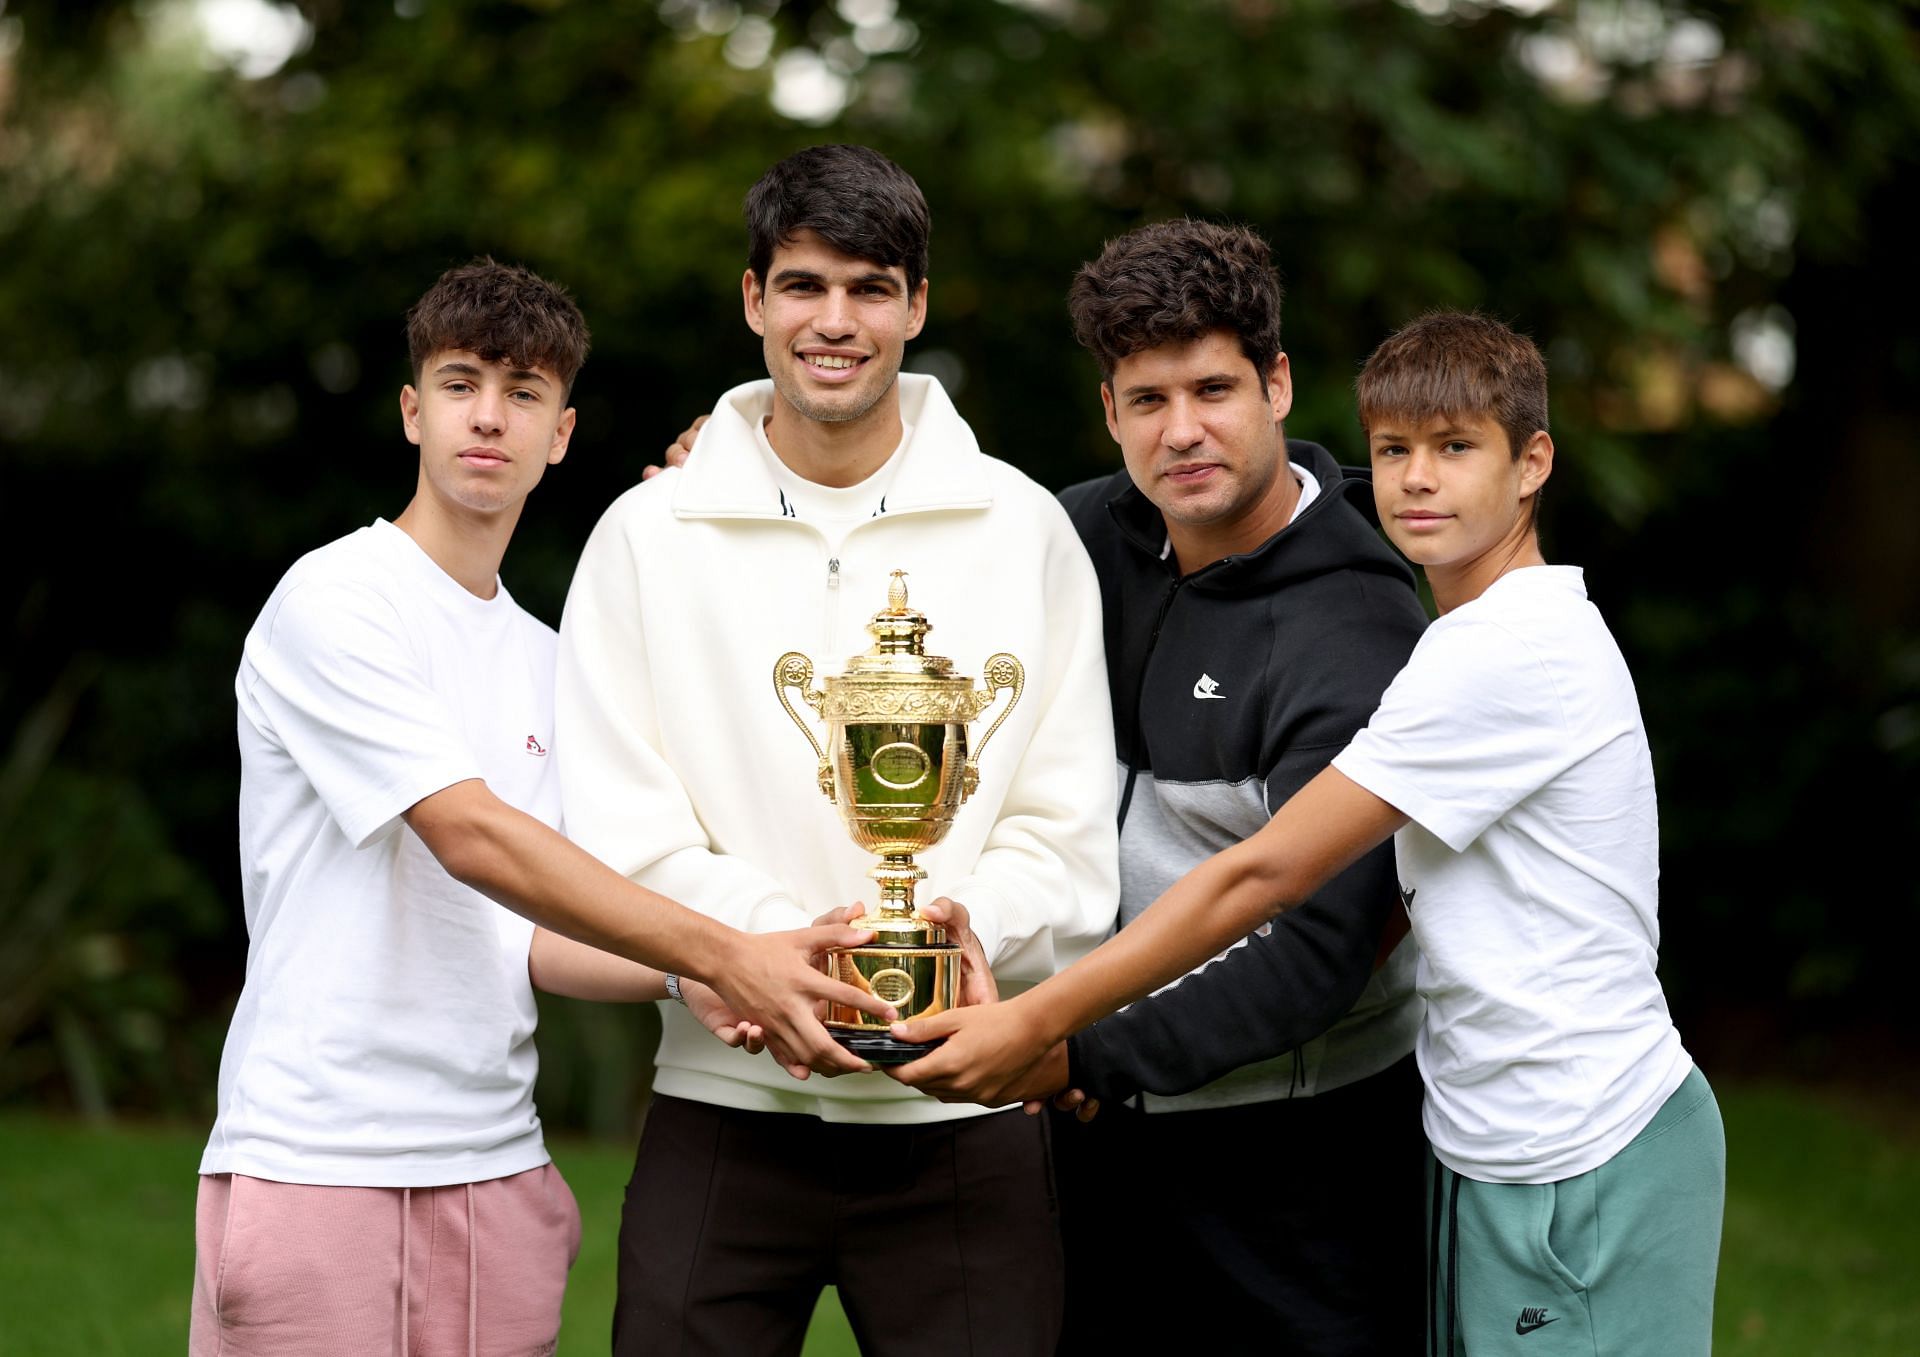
[0,645,222,1118]
[1,0,1914,1122]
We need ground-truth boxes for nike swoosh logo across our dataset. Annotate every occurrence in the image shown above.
[1516,1317,1560,1335]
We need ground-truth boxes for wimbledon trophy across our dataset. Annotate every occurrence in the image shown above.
[774,571,1024,1063]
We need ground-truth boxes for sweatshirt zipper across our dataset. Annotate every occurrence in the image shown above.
[1115,575,1185,833]
[822,506,896,652]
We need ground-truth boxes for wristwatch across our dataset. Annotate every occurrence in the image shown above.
[664,973,687,1005]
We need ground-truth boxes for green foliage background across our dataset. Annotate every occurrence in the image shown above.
[2,0,1916,1132]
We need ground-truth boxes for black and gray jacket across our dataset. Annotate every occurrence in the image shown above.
[1059,441,1430,1110]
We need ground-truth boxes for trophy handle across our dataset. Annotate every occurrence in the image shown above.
[773,651,835,800]
[963,653,1025,800]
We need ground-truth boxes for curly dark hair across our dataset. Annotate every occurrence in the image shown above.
[1067,220,1283,382]
[406,257,590,395]
[1355,311,1548,462]
[745,145,930,291]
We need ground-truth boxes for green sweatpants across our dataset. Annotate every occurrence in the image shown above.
[1426,1066,1725,1356]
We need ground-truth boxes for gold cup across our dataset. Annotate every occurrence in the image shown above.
[774,571,1024,1063]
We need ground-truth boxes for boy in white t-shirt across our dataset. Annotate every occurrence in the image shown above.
[894,312,1725,1355]
[191,260,892,1357]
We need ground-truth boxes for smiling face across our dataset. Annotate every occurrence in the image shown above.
[1101,330,1299,572]
[744,228,928,432]
[400,350,574,520]
[1368,411,1553,608]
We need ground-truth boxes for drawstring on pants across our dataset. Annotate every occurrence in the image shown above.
[466,1182,478,1357]
[399,1188,412,1357]
[396,1184,480,1357]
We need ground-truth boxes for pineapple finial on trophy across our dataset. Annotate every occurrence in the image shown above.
[869,569,932,656]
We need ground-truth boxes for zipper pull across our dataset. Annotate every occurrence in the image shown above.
[827,557,841,589]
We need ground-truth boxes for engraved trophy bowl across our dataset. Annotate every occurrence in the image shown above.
[774,571,1023,1063]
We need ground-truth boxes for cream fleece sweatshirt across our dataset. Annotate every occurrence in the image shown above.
[556,375,1120,1121]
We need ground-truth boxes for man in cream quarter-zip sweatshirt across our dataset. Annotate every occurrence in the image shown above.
[555,145,1118,1357]
[561,373,1118,1108]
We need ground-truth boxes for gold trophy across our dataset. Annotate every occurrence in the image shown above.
[774,571,1024,1064]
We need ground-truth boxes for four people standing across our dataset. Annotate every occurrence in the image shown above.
[195,145,1722,1356]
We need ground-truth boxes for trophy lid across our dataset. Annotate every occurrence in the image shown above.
[844,571,956,677]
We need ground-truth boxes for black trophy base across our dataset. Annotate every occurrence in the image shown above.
[832,1028,948,1065]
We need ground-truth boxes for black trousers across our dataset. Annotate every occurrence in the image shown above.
[1054,1054,1427,1356]
[614,1095,1064,1357]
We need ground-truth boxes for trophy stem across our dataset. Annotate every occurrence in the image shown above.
[823,850,959,1063]
[861,855,946,945]
[868,853,927,920]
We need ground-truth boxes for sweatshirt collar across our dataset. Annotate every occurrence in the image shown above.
[672,373,994,520]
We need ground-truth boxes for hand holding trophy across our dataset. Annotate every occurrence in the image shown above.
[774,571,1023,1064]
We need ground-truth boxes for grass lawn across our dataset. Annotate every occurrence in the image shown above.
[2,1082,1914,1355]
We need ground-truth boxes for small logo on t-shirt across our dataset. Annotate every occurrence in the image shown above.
[1516,1308,1558,1335]
[1192,673,1226,700]
[526,735,548,756]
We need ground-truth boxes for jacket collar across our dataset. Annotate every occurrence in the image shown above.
[672,373,995,520]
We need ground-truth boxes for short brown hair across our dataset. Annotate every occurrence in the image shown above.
[1356,311,1547,460]
[406,258,591,394]
[1068,220,1283,382]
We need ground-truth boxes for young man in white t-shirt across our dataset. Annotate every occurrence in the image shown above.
[894,312,1726,1355]
[191,259,892,1357]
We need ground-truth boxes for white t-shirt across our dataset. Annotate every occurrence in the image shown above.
[754,415,909,554]
[1333,566,1691,1184]
[201,519,557,1187]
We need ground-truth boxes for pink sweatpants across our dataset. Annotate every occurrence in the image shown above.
[188,1163,581,1357]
